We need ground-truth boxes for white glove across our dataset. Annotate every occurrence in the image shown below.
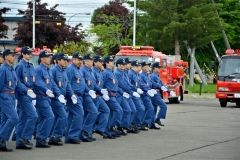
[89,90,97,99]
[101,89,108,95]
[71,95,78,104]
[151,89,157,95]
[133,92,140,98]
[137,88,144,94]
[123,92,130,99]
[27,89,36,98]
[170,91,176,97]
[161,86,168,92]
[58,94,66,104]
[46,89,55,98]
[147,90,154,97]
[102,94,110,101]
[32,100,36,106]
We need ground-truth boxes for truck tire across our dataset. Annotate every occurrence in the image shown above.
[236,101,240,108]
[169,97,180,104]
[180,88,183,101]
[220,100,227,107]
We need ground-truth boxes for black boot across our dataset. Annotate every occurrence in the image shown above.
[16,138,32,149]
[48,137,63,146]
[36,139,51,148]
[0,139,13,152]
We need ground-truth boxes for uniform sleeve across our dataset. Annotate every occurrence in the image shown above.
[140,74,150,92]
[81,69,90,93]
[34,68,48,94]
[50,70,61,97]
[15,65,28,93]
[115,71,133,94]
[66,80,74,97]
[151,74,163,89]
[0,68,5,91]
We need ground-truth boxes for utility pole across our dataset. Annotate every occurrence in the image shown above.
[32,0,35,48]
[133,0,136,46]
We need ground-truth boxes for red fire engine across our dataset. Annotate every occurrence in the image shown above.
[216,49,240,107]
[115,46,188,103]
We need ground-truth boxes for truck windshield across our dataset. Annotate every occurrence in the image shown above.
[115,55,153,63]
[218,56,240,77]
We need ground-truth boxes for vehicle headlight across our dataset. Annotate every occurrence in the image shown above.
[218,87,229,92]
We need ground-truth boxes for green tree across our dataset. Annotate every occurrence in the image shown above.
[0,7,10,39]
[214,0,240,53]
[91,0,132,55]
[54,41,90,55]
[14,0,85,49]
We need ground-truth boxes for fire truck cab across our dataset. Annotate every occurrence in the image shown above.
[216,49,240,107]
[115,46,188,104]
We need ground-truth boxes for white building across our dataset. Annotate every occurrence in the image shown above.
[0,17,23,51]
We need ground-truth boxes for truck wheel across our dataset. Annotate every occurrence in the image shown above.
[220,100,227,107]
[180,88,183,101]
[169,97,180,104]
[236,102,240,108]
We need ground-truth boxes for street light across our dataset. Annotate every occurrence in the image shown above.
[67,12,91,26]
[32,0,35,48]
[133,0,136,46]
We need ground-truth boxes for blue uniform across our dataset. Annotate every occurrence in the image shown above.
[80,65,98,137]
[66,64,84,141]
[139,71,155,127]
[102,68,123,128]
[50,65,72,140]
[15,59,38,146]
[92,67,110,133]
[150,72,167,120]
[0,63,19,142]
[128,69,145,126]
[114,69,133,129]
[34,64,60,142]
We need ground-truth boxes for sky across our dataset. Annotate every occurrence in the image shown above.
[2,0,111,28]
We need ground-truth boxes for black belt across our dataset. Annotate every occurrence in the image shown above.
[0,90,15,94]
[109,91,117,97]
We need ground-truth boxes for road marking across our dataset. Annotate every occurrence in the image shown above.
[156,136,240,160]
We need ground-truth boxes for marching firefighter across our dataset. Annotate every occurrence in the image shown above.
[34,50,66,148]
[0,49,19,152]
[15,47,38,149]
[150,62,170,127]
[92,55,113,139]
[65,52,84,144]
[139,61,160,130]
[49,53,75,145]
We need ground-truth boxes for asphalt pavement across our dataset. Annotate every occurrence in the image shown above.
[1,95,240,160]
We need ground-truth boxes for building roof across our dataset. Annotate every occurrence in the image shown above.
[3,17,24,22]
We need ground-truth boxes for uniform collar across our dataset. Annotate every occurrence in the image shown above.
[40,63,49,70]
[83,65,91,71]
[56,64,64,71]
[21,59,31,67]
[106,67,113,72]
[72,63,80,69]
[93,66,101,72]
[3,62,13,70]
[153,72,158,76]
